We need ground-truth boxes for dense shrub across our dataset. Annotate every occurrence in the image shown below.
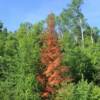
[55,79,100,100]
[55,82,75,100]
[0,31,41,100]
[60,33,95,82]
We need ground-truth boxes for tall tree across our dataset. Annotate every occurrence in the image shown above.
[57,0,87,47]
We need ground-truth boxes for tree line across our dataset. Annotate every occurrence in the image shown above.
[0,0,100,100]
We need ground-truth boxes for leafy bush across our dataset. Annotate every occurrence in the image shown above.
[55,82,75,100]
[60,33,95,82]
[0,29,41,100]
[55,79,100,100]
[74,79,91,100]
[90,85,100,100]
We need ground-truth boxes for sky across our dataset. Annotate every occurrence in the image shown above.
[0,0,100,31]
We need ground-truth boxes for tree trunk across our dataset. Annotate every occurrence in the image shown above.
[91,28,94,44]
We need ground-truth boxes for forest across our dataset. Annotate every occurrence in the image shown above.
[0,0,100,100]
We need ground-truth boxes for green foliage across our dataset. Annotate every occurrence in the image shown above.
[0,0,100,99]
[60,33,95,82]
[55,79,100,100]
[55,82,75,100]
[90,85,100,100]
[74,79,91,100]
[0,23,41,100]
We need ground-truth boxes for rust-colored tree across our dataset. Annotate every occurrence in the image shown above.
[36,13,72,99]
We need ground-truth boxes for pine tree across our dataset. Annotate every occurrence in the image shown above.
[36,14,72,99]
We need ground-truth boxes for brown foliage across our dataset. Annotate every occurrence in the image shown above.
[37,33,71,99]
[36,14,72,99]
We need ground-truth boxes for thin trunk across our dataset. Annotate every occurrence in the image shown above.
[91,29,94,44]
[79,18,84,48]
[80,25,84,48]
